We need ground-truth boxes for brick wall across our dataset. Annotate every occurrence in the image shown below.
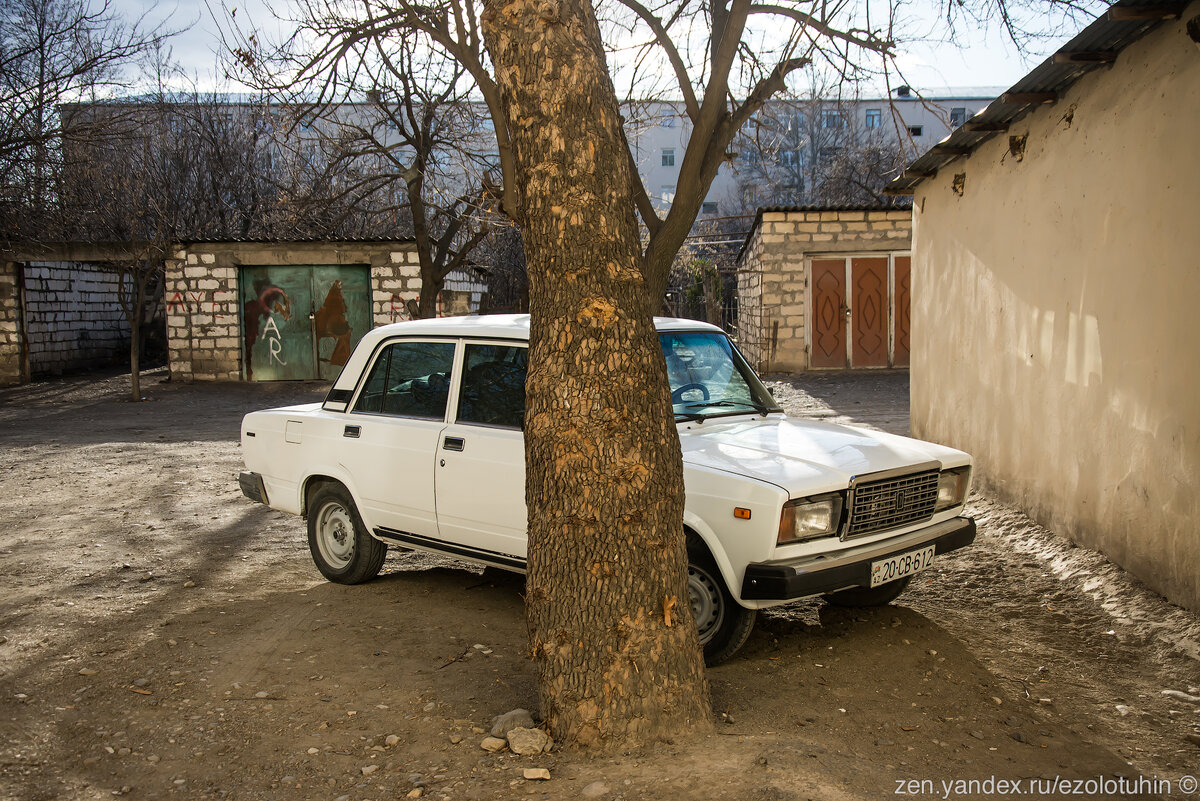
[20,262,128,377]
[736,208,912,372]
[0,262,20,385]
[166,242,420,382]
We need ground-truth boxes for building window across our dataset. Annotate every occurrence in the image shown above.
[701,201,718,214]
[950,107,967,127]
[865,108,882,128]
[779,149,799,167]
[661,148,675,167]
[660,185,675,203]
[662,113,676,128]
[908,125,923,137]
[821,110,843,129]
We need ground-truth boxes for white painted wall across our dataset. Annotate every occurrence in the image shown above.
[910,6,1200,611]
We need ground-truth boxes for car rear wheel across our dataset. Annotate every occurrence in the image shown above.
[822,575,912,608]
[687,535,755,666]
[307,484,387,585]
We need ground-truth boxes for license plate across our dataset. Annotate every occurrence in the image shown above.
[870,545,936,587]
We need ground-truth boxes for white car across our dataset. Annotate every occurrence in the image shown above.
[239,315,975,664]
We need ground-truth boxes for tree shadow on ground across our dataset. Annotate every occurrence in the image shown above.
[0,368,327,444]
[2,554,1160,801]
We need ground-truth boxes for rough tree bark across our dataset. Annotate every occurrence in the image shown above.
[481,0,712,746]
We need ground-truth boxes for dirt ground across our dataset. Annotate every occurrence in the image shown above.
[1,367,1198,801]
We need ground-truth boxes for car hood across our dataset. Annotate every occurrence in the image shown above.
[679,415,967,496]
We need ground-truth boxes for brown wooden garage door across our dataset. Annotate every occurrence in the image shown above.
[809,254,910,369]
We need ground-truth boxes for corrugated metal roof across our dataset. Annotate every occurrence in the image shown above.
[884,0,1190,195]
[177,237,416,245]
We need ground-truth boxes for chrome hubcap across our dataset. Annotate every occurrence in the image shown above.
[688,564,724,645]
[316,502,355,568]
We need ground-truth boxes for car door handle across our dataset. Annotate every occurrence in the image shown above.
[443,436,465,452]
[344,425,361,438]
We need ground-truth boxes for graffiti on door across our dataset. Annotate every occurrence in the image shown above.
[243,280,294,380]
[239,265,371,381]
[314,280,352,369]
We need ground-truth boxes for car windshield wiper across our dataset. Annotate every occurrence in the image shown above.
[684,400,774,416]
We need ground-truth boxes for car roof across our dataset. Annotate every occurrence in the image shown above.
[328,313,726,395]
[362,313,722,340]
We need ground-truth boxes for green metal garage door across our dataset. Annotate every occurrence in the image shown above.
[240,265,372,381]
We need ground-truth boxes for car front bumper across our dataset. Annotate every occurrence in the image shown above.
[740,516,976,601]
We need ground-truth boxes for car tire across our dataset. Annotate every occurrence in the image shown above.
[687,535,756,666]
[307,484,387,585]
[822,576,913,608]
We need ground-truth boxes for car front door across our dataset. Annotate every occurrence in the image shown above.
[433,340,528,568]
[343,338,457,539]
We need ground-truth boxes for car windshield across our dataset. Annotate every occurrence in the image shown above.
[659,331,781,420]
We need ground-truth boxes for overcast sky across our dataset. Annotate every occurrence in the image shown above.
[130,0,1088,96]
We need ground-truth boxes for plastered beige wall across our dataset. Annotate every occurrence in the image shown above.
[911,6,1200,611]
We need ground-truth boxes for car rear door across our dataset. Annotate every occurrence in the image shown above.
[432,340,528,568]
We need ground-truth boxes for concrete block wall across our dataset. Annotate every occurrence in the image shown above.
[372,250,423,326]
[0,262,21,385]
[736,208,912,372]
[166,242,419,382]
[21,262,128,377]
[165,250,241,382]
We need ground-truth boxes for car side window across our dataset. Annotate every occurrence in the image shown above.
[456,343,527,429]
[353,340,456,419]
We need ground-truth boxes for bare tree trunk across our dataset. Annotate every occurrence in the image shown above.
[482,0,711,747]
[417,278,443,319]
[703,266,723,328]
[129,266,147,402]
[129,314,141,401]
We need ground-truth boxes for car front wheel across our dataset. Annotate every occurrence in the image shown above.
[687,536,755,666]
[307,484,387,585]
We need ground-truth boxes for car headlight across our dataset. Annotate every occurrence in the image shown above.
[935,467,971,512]
[777,494,843,544]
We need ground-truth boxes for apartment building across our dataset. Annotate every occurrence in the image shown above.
[627,86,1001,214]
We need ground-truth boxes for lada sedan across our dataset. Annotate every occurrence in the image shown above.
[239,315,975,664]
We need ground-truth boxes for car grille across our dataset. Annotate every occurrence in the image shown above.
[844,469,939,539]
